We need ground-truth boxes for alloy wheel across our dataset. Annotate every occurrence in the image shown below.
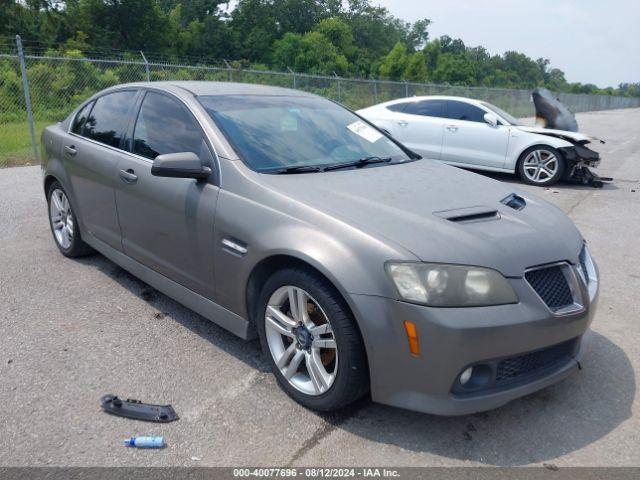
[49,188,74,249]
[265,286,338,396]
[522,149,559,184]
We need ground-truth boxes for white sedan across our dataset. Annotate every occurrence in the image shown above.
[357,96,601,186]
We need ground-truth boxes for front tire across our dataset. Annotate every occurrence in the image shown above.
[47,181,93,258]
[256,268,369,411]
[517,145,565,186]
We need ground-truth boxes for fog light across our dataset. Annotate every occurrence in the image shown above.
[459,367,473,385]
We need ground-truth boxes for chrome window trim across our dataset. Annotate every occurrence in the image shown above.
[524,261,585,316]
[68,131,152,163]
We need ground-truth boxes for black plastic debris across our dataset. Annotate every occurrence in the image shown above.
[100,394,179,423]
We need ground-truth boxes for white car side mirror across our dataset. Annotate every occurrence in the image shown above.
[484,112,499,127]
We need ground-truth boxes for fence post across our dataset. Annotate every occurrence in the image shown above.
[16,35,39,163]
[333,72,341,102]
[140,51,150,81]
[223,59,233,82]
[403,79,409,98]
[372,76,378,103]
[287,67,296,89]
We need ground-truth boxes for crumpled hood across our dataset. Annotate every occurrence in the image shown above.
[258,160,583,277]
[515,126,598,144]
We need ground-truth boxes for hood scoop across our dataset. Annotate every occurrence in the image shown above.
[434,206,500,224]
[501,193,526,211]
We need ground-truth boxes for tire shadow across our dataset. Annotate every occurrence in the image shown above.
[75,253,270,373]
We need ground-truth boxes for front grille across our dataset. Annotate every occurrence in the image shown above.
[525,265,574,310]
[579,246,590,285]
[496,339,577,385]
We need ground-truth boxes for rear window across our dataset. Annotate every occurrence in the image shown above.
[83,90,137,148]
[71,102,93,134]
[404,100,445,118]
[386,102,409,112]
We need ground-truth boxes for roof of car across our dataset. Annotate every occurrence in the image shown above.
[113,81,317,98]
[383,95,486,106]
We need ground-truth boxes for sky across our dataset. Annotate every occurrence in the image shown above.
[375,0,639,88]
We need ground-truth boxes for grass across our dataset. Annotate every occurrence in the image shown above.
[0,120,50,168]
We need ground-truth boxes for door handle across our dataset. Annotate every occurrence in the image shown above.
[119,168,138,184]
[64,145,77,156]
[446,125,458,132]
[397,120,408,127]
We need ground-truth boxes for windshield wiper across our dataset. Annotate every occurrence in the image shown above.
[323,156,392,172]
[265,165,322,174]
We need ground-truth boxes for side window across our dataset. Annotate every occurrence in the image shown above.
[386,102,409,113]
[404,100,445,118]
[446,101,486,123]
[83,90,137,148]
[71,101,93,134]
[133,91,210,161]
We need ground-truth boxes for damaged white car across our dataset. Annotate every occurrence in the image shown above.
[357,96,604,187]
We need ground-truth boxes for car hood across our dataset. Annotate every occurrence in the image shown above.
[258,160,583,277]
[514,126,599,144]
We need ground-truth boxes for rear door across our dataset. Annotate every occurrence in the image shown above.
[114,90,219,298]
[63,89,139,250]
[440,100,509,169]
[392,100,446,160]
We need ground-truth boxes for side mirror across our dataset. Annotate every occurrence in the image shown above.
[151,152,211,180]
[483,112,499,128]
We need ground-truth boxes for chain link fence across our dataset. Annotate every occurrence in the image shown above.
[2,36,639,166]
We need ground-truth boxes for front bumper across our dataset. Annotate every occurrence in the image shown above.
[349,273,598,416]
[559,145,601,168]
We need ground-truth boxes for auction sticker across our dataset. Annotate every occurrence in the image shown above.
[347,121,383,143]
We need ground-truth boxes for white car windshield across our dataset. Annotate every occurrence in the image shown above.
[199,95,413,173]
[481,102,522,126]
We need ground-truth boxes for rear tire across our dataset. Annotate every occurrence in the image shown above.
[517,145,565,186]
[256,267,369,411]
[47,181,93,258]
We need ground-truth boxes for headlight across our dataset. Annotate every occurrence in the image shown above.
[386,262,518,307]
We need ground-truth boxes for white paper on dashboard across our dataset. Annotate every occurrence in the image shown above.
[346,121,383,143]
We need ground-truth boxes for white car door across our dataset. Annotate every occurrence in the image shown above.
[441,100,509,169]
[392,99,446,160]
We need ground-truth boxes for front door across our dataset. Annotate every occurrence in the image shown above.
[114,90,219,299]
[441,100,510,169]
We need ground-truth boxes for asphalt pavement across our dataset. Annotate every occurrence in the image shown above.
[1,108,639,467]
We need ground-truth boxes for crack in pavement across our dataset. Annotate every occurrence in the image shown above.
[565,192,591,216]
[284,400,368,466]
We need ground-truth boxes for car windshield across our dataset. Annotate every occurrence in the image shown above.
[481,102,522,126]
[199,95,413,172]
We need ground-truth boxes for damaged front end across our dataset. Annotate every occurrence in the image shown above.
[529,87,611,188]
[558,143,611,188]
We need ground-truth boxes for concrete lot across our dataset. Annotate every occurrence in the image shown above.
[1,108,639,467]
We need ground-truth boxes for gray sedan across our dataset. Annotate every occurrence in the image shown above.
[41,82,599,415]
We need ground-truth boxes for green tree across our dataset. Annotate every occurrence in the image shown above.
[314,17,353,53]
[430,52,475,85]
[272,31,348,75]
[405,18,431,50]
[67,0,172,52]
[378,42,408,80]
[403,51,427,81]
